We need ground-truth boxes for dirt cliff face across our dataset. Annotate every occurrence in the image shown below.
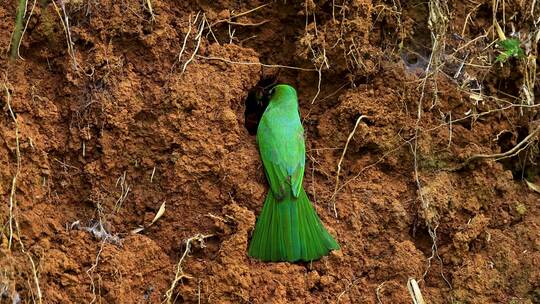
[0,0,539,303]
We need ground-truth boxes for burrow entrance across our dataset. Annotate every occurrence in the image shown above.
[244,77,276,135]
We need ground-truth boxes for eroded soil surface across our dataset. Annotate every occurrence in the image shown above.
[1,0,539,303]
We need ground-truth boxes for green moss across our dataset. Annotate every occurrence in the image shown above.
[41,4,57,44]
[419,156,448,170]
[530,288,540,302]
[515,202,527,216]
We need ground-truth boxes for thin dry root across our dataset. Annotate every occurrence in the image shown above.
[87,240,106,304]
[163,234,213,304]
[331,115,368,218]
[181,13,206,74]
[51,0,79,70]
[3,82,20,251]
[210,3,271,27]
[3,79,43,304]
[336,277,362,303]
[376,281,386,304]
[145,0,156,21]
[196,55,317,71]
[447,124,540,171]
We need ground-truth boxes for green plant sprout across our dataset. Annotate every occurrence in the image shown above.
[495,38,525,64]
[9,0,27,60]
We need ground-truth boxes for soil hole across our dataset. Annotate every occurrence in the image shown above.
[404,53,418,65]
[409,223,433,256]
[244,77,276,135]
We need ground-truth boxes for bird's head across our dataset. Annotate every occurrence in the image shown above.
[269,84,298,105]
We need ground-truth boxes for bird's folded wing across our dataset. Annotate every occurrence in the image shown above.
[258,123,305,200]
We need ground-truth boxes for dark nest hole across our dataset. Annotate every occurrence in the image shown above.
[244,77,277,135]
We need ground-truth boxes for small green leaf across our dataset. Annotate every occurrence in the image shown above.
[495,38,525,63]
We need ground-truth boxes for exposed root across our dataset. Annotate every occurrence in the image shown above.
[163,234,213,304]
[302,1,329,105]
[182,13,206,74]
[225,20,269,26]
[408,0,451,290]
[336,276,361,303]
[425,0,449,108]
[195,55,317,71]
[334,136,413,199]
[86,240,106,304]
[3,82,19,250]
[520,54,536,107]
[2,79,43,304]
[375,281,387,304]
[311,67,322,105]
[150,166,157,182]
[179,14,196,63]
[447,124,540,171]
[144,0,156,21]
[171,12,200,73]
[51,0,79,70]
[372,2,403,45]
[210,3,271,27]
[25,250,42,304]
[460,3,483,37]
[420,225,451,289]
[426,102,540,134]
[331,115,368,218]
[15,0,38,60]
[84,191,121,243]
[83,197,121,302]
[306,149,334,205]
[114,171,131,212]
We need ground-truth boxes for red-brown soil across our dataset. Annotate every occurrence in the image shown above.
[1,0,539,303]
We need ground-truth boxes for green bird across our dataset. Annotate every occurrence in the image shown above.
[248,84,340,262]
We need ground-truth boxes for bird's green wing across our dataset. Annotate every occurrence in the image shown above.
[257,107,305,199]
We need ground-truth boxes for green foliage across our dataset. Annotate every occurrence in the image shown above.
[495,38,525,64]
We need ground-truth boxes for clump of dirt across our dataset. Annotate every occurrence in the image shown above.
[0,0,539,303]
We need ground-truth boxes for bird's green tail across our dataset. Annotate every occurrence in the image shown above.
[248,188,339,262]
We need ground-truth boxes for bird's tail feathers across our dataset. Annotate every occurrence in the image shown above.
[248,188,339,262]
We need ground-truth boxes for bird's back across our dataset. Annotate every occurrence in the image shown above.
[257,103,305,178]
